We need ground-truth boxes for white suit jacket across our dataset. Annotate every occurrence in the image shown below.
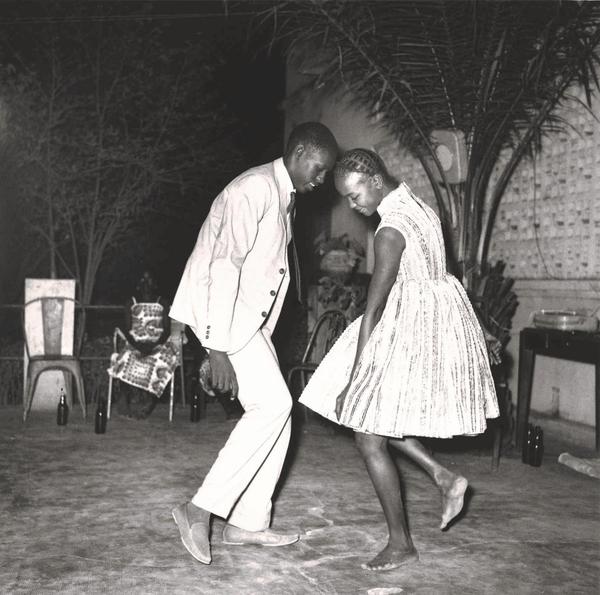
[170,157,294,354]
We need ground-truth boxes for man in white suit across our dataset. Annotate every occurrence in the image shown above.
[170,122,337,564]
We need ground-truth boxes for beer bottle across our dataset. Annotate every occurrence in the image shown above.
[57,387,69,426]
[530,426,544,467]
[522,423,534,464]
[190,391,202,422]
[95,399,107,434]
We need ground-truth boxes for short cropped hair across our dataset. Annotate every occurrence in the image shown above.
[285,122,337,157]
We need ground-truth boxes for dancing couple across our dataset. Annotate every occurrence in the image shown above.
[170,122,498,571]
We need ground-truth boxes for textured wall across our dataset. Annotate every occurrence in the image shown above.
[489,86,600,280]
[374,86,600,282]
[488,89,599,429]
[373,138,436,209]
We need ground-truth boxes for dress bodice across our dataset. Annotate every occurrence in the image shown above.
[376,183,447,281]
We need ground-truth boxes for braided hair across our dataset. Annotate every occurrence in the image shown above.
[335,148,398,188]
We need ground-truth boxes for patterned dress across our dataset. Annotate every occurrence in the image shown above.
[299,183,499,438]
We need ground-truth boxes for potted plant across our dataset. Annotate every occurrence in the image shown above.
[314,233,365,282]
[317,275,368,322]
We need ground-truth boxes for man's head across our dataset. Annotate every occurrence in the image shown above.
[284,122,337,194]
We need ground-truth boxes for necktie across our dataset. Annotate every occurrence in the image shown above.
[288,191,302,303]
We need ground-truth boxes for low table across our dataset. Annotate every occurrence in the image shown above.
[516,327,600,452]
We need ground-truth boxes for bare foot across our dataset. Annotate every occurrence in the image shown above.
[362,543,419,572]
[437,472,468,530]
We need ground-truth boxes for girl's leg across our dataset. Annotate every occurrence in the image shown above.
[388,437,468,530]
[354,432,419,571]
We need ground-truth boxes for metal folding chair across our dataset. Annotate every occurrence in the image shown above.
[286,309,347,420]
[23,293,86,422]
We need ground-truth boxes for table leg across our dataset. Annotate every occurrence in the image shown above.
[595,354,600,453]
[516,341,536,450]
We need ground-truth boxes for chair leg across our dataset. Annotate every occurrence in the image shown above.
[23,377,30,422]
[491,425,501,471]
[491,381,509,471]
[74,370,86,421]
[169,376,175,422]
[287,368,311,424]
[300,372,309,423]
[107,375,113,420]
[179,361,186,406]
[62,371,73,409]
[23,368,41,422]
[23,373,33,422]
[23,360,28,407]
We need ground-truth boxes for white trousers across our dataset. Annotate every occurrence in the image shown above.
[191,329,292,531]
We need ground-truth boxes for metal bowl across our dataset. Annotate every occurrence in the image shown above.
[532,309,598,332]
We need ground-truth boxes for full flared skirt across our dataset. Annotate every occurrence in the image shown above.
[299,275,499,438]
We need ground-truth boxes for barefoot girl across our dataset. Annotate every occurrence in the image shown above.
[299,149,499,571]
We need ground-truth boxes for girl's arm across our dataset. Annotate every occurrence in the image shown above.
[336,226,405,419]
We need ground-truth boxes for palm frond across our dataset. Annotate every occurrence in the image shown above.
[263,0,600,286]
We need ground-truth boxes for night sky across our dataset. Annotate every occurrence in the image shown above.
[0,1,286,303]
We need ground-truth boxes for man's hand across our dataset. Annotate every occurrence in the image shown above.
[335,384,349,421]
[208,350,239,397]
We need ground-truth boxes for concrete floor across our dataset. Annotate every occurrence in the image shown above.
[1,403,599,595]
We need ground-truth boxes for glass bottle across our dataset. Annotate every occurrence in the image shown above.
[522,423,534,464]
[190,391,202,422]
[530,426,544,467]
[95,399,107,434]
[57,387,69,426]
